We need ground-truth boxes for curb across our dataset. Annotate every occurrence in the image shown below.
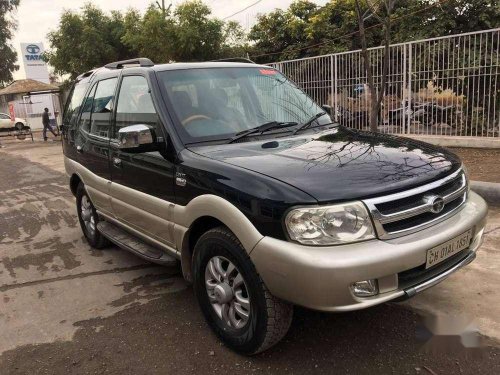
[471,181,500,206]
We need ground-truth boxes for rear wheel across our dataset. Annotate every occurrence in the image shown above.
[193,226,293,355]
[76,183,109,249]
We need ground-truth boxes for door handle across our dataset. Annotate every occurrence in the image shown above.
[113,157,122,168]
[76,145,83,153]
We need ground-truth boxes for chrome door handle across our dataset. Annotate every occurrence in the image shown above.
[113,157,122,167]
[76,145,83,153]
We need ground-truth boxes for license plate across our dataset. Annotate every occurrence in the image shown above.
[425,229,472,269]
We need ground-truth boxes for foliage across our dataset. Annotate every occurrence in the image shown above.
[0,0,20,85]
[121,6,175,63]
[45,3,136,80]
[249,0,500,63]
[46,1,249,79]
[122,1,248,62]
[248,0,319,63]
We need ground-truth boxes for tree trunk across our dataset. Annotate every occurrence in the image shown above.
[376,16,391,132]
[355,0,393,133]
[355,0,378,132]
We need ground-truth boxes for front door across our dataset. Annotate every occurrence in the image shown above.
[109,74,176,247]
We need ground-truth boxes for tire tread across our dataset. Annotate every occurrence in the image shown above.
[200,226,293,354]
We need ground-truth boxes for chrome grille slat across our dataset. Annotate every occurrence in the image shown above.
[378,203,434,224]
[443,185,467,202]
[363,168,468,239]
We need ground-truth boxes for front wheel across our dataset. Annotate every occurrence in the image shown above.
[193,227,293,355]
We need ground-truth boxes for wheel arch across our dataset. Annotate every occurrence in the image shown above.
[176,195,264,282]
[69,173,83,196]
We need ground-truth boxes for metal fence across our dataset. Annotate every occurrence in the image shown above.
[270,28,500,138]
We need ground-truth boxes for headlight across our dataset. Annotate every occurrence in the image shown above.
[285,201,375,245]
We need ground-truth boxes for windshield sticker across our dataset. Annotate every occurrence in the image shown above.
[259,69,278,75]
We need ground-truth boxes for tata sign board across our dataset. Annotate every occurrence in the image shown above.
[20,42,50,83]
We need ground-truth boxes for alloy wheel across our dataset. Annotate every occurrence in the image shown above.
[205,255,251,329]
[80,194,96,237]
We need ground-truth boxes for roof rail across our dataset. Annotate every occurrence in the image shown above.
[210,57,255,64]
[104,58,154,69]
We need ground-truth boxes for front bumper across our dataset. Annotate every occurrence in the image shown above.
[250,191,488,312]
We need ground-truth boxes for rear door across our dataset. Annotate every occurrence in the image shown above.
[74,77,118,215]
[109,73,176,248]
[61,79,89,159]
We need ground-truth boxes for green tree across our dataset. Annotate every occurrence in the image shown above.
[250,0,499,63]
[173,0,226,61]
[249,0,319,63]
[45,3,137,79]
[123,0,243,62]
[0,0,20,85]
[391,0,500,42]
[122,6,176,63]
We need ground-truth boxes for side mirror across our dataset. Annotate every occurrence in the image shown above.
[322,104,333,116]
[112,124,160,153]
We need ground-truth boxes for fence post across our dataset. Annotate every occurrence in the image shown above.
[402,44,407,134]
[333,54,339,122]
[329,55,334,120]
[408,43,413,135]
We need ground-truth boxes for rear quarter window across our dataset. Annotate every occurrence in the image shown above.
[63,80,89,128]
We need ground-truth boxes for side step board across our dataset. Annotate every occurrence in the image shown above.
[96,221,177,266]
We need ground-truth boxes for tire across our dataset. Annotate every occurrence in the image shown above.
[193,226,293,355]
[15,122,24,131]
[76,183,109,249]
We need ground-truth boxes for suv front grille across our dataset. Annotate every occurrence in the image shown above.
[363,169,467,239]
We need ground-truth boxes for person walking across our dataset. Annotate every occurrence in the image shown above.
[42,108,58,141]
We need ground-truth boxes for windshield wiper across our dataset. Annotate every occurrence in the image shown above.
[228,121,298,143]
[292,112,327,135]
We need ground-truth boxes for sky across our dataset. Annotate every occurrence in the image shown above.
[11,0,329,80]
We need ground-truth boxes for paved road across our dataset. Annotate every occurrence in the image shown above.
[1,139,500,374]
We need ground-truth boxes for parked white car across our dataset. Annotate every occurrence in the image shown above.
[0,113,27,130]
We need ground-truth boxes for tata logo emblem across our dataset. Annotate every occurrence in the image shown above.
[26,44,40,54]
[175,172,186,187]
[425,195,445,214]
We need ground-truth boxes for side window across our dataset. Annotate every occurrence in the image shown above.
[115,76,159,138]
[63,80,88,128]
[78,83,96,134]
[90,78,118,138]
[0,114,10,119]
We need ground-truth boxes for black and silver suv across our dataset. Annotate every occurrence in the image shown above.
[62,58,488,354]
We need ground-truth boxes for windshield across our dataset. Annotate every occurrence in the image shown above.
[157,67,330,143]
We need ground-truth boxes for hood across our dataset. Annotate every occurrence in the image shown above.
[190,127,462,202]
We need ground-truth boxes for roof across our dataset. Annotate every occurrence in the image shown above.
[77,61,273,82]
[0,79,60,96]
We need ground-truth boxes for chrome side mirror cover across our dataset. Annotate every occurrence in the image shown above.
[112,124,157,152]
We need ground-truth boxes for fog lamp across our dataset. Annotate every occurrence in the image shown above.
[351,279,379,297]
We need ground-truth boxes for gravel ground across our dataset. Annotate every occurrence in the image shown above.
[449,148,500,183]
